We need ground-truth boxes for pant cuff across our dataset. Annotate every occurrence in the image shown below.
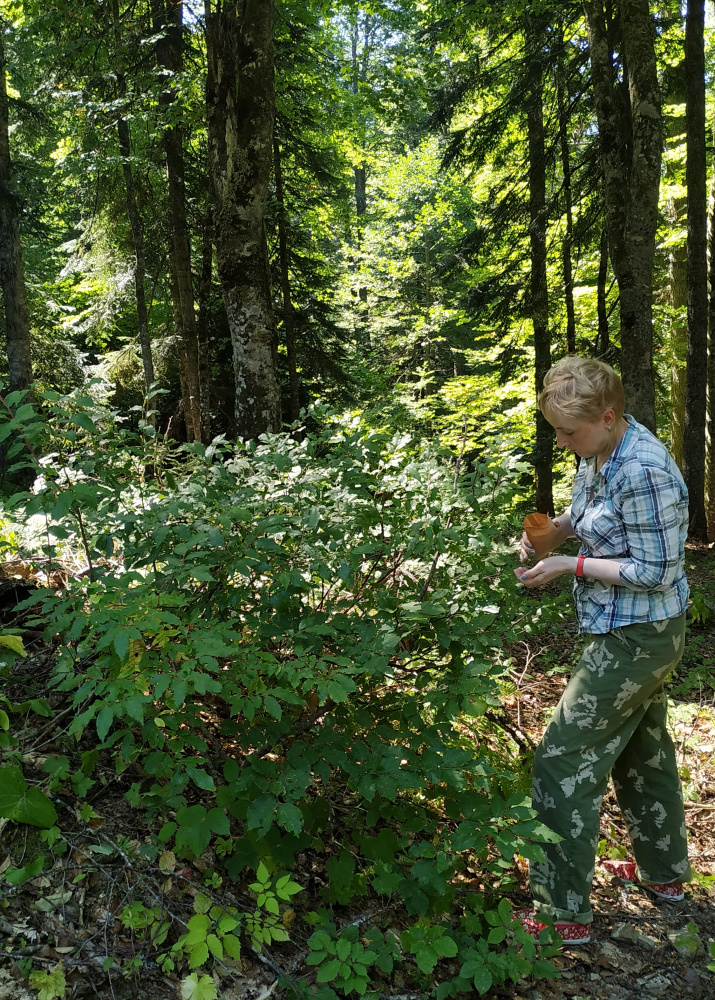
[532,902,593,925]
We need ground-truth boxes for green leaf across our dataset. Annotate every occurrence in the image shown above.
[0,710,8,732]
[0,635,27,658]
[189,941,209,968]
[71,413,97,433]
[471,966,493,994]
[432,934,458,958]
[207,934,224,960]
[6,854,45,885]
[96,706,114,742]
[0,765,58,828]
[29,967,66,1000]
[316,959,343,983]
[247,794,276,833]
[276,802,303,835]
[264,695,282,720]
[223,934,241,961]
[181,973,218,1000]
[113,632,129,661]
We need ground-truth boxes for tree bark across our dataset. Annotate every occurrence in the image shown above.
[597,224,610,357]
[525,16,553,515]
[111,0,155,414]
[557,34,576,356]
[662,59,687,470]
[273,138,299,421]
[197,207,213,444]
[351,15,370,345]
[584,0,661,432]
[683,0,708,540]
[205,0,281,439]
[152,0,202,442]
[706,115,715,539]
[0,23,32,394]
[169,261,193,441]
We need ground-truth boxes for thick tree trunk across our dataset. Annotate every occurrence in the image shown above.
[152,0,202,442]
[683,0,708,540]
[205,0,281,439]
[0,26,32,394]
[525,17,553,515]
[197,208,213,444]
[112,0,155,412]
[597,225,610,357]
[584,0,661,432]
[273,138,300,422]
[557,40,576,356]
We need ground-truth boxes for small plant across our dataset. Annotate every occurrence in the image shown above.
[401,920,458,975]
[245,862,302,948]
[690,591,712,625]
[306,923,381,995]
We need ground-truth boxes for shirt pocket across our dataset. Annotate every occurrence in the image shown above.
[579,496,628,557]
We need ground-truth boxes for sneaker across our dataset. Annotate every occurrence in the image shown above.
[642,881,684,901]
[600,859,684,900]
[601,859,637,881]
[513,908,592,944]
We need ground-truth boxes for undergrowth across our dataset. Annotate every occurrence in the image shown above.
[0,386,566,998]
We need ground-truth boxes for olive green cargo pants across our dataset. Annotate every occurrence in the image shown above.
[530,614,691,924]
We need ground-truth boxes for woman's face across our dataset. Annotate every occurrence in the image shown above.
[544,407,616,458]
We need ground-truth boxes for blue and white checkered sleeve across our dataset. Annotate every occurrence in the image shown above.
[617,463,685,591]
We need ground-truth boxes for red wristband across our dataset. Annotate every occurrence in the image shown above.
[575,555,586,578]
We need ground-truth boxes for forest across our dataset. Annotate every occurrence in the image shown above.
[0,1,715,998]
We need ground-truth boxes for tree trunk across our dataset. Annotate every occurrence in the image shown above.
[273,138,299,421]
[169,261,193,441]
[351,17,370,346]
[683,0,708,540]
[597,224,610,357]
[152,0,202,442]
[584,0,661,432]
[205,0,281,439]
[557,35,576,356]
[0,24,32,394]
[197,208,213,444]
[662,59,687,470]
[525,16,553,515]
[111,0,155,414]
[706,115,715,539]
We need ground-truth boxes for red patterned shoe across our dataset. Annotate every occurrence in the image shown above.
[601,860,684,901]
[513,908,591,945]
[601,859,637,881]
[641,881,684,901]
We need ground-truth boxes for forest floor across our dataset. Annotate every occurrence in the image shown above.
[0,549,714,1000]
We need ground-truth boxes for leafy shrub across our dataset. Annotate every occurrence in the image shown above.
[0,386,560,993]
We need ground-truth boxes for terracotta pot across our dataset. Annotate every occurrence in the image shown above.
[523,512,560,560]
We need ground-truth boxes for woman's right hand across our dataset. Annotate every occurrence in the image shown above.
[519,530,534,563]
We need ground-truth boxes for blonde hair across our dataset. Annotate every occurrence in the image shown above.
[538,356,625,422]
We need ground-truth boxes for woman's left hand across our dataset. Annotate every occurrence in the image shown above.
[513,556,574,587]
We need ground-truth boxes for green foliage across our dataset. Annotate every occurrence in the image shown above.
[708,939,715,974]
[0,388,560,989]
[28,966,67,1000]
[0,765,57,828]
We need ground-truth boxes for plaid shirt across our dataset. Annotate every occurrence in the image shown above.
[571,415,689,634]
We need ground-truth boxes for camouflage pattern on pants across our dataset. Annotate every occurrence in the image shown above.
[530,614,691,924]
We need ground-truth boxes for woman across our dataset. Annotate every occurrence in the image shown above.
[514,357,690,944]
